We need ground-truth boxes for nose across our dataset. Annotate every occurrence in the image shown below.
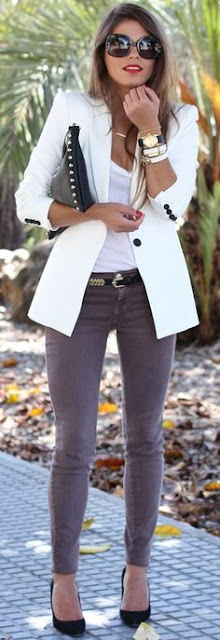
[129,42,140,56]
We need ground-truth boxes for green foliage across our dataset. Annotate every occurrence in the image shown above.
[143,0,220,341]
[21,225,47,252]
[197,173,220,314]
[0,0,114,185]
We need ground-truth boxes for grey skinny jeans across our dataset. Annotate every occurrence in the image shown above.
[45,269,176,574]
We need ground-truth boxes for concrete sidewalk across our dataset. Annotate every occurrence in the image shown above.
[0,451,219,640]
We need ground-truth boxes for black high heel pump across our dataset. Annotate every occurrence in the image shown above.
[119,566,151,627]
[50,579,86,637]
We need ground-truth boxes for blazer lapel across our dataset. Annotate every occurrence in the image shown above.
[87,102,112,203]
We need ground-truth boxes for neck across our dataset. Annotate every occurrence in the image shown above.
[110,95,130,133]
[108,84,137,136]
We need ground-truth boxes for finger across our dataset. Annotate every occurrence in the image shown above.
[144,85,159,102]
[126,207,145,217]
[136,86,150,103]
[128,87,141,102]
[121,214,142,227]
[144,85,156,95]
[123,97,132,112]
[143,87,155,102]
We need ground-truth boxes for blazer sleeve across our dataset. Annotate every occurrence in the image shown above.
[147,104,199,222]
[15,90,69,232]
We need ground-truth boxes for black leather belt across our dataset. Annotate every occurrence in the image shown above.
[88,272,142,288]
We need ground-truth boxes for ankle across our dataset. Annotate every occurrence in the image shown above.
[125,564,148,579]
[53,572,77,585]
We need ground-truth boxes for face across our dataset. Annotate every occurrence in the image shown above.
[104,19,157,95]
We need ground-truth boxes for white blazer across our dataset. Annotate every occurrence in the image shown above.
[15,90,200,339]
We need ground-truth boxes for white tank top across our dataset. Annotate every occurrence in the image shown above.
[92,160,137,272]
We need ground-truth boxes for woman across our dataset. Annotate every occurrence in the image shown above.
[15,2,199,636]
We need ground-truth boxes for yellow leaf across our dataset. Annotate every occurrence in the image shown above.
[6,392,20,403]
[179,77,209,134]
[133,621,160,640]
[98,402,118,413]
[204,481,220,491]
[200,71,220,126]
[29,407,44,417]
[154,524,182,537]
[163,419,175,429]
[79,543,111,554]
[82,517,94,530]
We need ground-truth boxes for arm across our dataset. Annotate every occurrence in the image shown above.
[145,104,199,221]
[15,90,145,233]
[123,86,199,221]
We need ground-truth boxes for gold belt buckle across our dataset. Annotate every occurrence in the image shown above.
[112,273,125,288]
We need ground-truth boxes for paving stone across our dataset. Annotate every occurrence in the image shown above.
[0,451,220,640]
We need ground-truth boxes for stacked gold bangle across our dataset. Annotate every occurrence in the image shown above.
[138,130,168,165]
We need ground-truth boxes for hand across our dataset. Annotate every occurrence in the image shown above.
[86,203,144,232]
[123,85,160,131]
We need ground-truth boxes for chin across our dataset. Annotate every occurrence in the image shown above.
[117,77,147,91]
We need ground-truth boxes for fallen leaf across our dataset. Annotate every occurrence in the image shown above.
[98,402,118,413]
[133,621,160,640]
[82,517,94,530]
[95,457,124,470]
[163,419,175,429]
[4,383,19,390]
[6,392,20,403]
[164,446,184,459]
[79,543,111,554]
[0,358,18,368]
[204,481,220,491]
[29,407,44,417]
[154,524,182,537]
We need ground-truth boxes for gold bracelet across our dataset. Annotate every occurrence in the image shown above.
[138,127,162,135]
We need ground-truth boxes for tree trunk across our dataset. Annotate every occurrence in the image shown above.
[0,178,24,249]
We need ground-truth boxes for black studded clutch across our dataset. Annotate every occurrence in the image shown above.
[48,124,94,239]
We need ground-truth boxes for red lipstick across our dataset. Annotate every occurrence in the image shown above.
[123,65,143,73]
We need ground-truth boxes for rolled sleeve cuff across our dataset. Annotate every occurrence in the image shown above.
[147,175,195,222]
[15,188,59,232]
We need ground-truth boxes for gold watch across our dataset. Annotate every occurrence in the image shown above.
[138,133,164,149]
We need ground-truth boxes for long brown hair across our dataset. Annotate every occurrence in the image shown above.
[88,3,178,205]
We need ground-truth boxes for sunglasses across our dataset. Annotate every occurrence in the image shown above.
[105,34,162,59]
